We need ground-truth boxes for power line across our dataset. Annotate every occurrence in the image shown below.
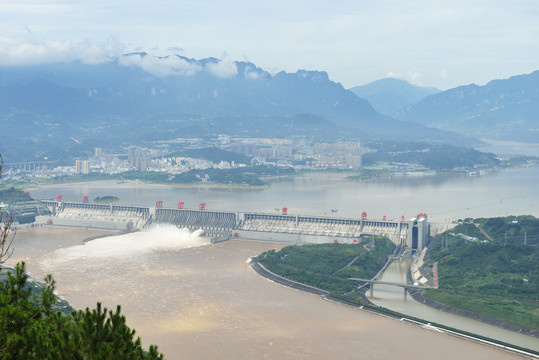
[429,192,539,216]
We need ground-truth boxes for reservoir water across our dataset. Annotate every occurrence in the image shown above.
[19,165,539,356]
[30,166,539,226]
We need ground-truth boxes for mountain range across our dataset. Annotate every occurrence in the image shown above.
[0,54,473,163]
[394,71,539,142]
[0,53,536,163]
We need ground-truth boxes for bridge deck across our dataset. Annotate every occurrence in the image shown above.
[348,278,427,289]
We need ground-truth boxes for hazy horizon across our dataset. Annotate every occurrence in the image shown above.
[1,1,538,90]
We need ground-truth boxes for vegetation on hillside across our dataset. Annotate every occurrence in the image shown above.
[0,187,51,224]
[171,165,295,186]
[0,187,31,203]
[363,141,501,170]
[423,215,539,331]
[256,238,394,300]
[4,164,295,187]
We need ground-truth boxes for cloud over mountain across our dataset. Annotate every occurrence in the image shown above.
[0,36,124,65]
[119,53,202,77]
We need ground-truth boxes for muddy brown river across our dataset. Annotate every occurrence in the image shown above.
[5,226,530,360]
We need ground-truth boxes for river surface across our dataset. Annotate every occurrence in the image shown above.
[370,259,538,351]
[30,166,539,227]
[20,165,539,356]
[7,227,529,360]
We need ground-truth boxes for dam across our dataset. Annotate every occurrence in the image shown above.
[38,198,430,251]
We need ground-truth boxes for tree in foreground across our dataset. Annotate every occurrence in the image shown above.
[0,155,15,263]
[0,263,164,359]
[0,153,164,359]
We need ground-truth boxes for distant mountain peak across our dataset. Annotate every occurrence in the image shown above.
[0,56,482,162]
[394,70,539,142]
[349,78,440,115]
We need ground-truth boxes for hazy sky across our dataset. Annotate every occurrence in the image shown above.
[0,0,537,89]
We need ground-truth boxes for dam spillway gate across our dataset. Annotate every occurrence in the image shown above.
[38,200,430,250]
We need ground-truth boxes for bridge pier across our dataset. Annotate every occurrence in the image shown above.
[367,283,409,299]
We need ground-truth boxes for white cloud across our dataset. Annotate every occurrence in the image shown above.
[167,46,185,53]
[440,69,448,80]
[244,66,261,80]
[0,36,243,80]
[118,53,201,77]
[386,71,402,79]
[206,55,238,79]
[0,36,123,65]
[386,71,422,85]
[244,71,260,80]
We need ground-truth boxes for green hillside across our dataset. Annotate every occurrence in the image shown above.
[424,215,539,331]
[256,238,394,296]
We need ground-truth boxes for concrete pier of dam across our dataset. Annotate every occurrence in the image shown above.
[37,200,430,251]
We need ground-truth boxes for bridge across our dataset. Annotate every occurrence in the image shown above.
[37,199,430,250]
[348,277,427,298]
[2,161,52,171]
[348,278,428,290]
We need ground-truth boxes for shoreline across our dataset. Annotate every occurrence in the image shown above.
[406,264,538,339]
[249,257,539,358]
[407,289,538,338]
[13,163,538,193]
[22,178,269,192]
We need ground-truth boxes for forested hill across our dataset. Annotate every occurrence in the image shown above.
[423,215,539,332]
[394,70,539,142]
[0,187,31,203]
[363,141,500,170]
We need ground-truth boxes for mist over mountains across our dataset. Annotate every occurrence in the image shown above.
[0,53,535,163]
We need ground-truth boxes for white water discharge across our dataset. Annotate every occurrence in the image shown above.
[41,225,209,271]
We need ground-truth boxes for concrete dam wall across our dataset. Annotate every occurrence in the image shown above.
[38,200,429,250]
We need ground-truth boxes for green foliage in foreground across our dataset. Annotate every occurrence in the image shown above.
[256,238,394,295]
[0,262,164,360]
[424,216,539,331]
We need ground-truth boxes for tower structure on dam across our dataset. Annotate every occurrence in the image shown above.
[38,199,430,251]
[406,213,429,252]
